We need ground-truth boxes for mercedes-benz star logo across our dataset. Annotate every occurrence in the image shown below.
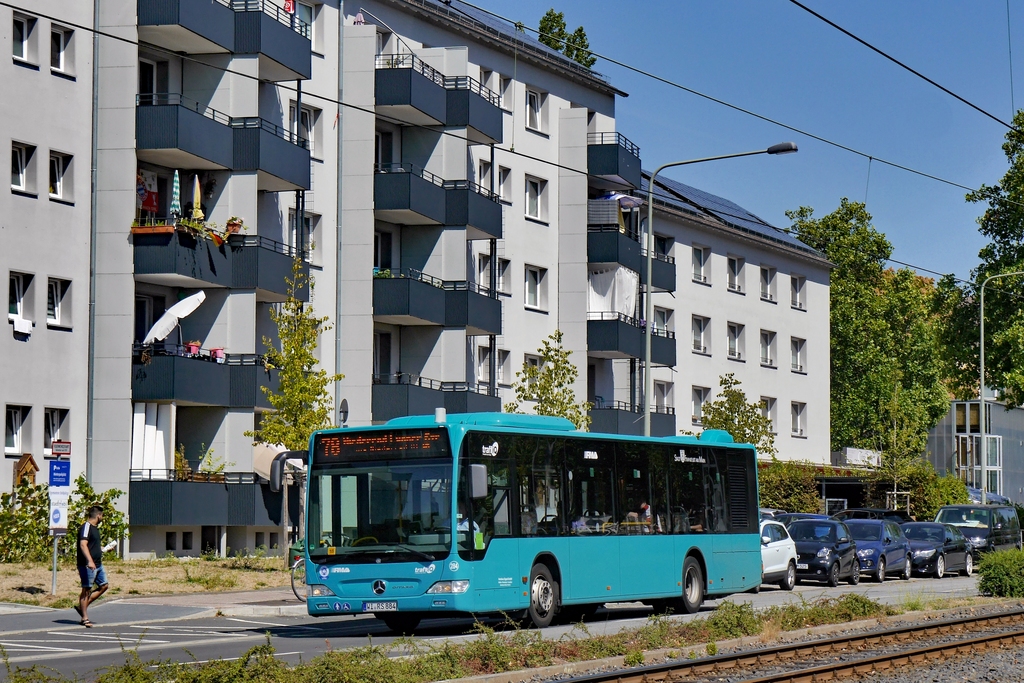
[372,580,386,595]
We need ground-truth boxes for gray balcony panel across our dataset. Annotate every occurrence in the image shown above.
[446,391,501,415]
[229,235,308,302]
[646,255,676,292]
[588,133,642,189]
[446,88,502,144]
[134,230,233,289]
[132,355,232,406]
[228,483,283,526]
[445,183,502,239]
[371,382,499,422]
[129,481,230,526]
[233,123,311,192]
[136,103,234,170]
[234,6,311,81]
[588,230,643,273]
[375,66,447,126]
[374,171,447,225]
[373,277,446,326]
[138,0,235,53]
[587,318,676,366]
[445,287,501,336]
[589,407,676,437]
[229,364,279,409]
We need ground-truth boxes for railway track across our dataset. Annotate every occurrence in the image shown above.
[559,607,1024,683]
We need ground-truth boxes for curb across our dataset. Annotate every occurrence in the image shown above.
[216,604,308,617]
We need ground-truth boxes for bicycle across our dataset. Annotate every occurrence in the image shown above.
[290,558,306,602]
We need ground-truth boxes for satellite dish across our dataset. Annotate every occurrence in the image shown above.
[339,398,349,425]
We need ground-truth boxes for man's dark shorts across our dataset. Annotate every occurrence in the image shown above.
[79,565,108,590]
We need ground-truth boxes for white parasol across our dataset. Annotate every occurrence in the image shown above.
[142,291,207,344]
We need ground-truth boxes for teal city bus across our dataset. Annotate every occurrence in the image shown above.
[302,411,761,632]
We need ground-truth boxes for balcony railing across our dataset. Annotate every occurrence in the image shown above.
[230,116,308,148]
[373,266,445,289]
[442,178,500,203]
[136,93,233,125]
[791,363,805,372]
[132,343,267,366]
[588,223,641,242]
[231,0,310,38]
[372,372,493,395]
[131,469,260,483]
[587,311,676,339]
[792,298,806,310]
[444,75,501,107]
[693,272,708,284]
[587,131,640,156]
[374,53,445,87]
[640,247,675,264]
[591,399,674,415]
[442,279,496,298]
[229,233,307,261]
[374,162,445,187]
[728,282,744,293]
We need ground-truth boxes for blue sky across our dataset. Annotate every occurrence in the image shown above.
[473,0,1021,280]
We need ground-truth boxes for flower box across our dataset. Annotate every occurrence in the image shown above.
[130,224,176,235]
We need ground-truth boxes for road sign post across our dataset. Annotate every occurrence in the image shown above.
[48,457,72,595]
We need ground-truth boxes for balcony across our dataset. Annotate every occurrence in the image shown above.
[444,180,503,239]
[136,94,234,170]
[587,312,676,366]
[444,282,501,336]
[128,471,282,527]
[589,401,676,437]
[138,0,235,54]
[131,345,277,408]
[445,76,503,144]
[640,248,676,292]
[587,226,643,275]
[372,373,500,423]
[233,0,311,81]
[229,235,308,303]
[374,54,447,126]
[231,117,311,191]
[134,226,233,289]
[374,163,447,225]
[372,269,447,326]
[588,132,642,189]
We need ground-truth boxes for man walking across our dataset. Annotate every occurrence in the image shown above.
[76,506,108,628]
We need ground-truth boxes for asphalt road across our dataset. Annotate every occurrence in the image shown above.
[0,574,981,681]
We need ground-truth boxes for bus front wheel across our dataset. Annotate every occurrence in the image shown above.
[528,564,559,628]
[681,557,704,614]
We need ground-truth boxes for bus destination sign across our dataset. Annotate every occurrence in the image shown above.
[314,429,448,463]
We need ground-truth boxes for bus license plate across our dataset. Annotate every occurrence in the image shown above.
[363,601,398,612]
[796,563,808,570]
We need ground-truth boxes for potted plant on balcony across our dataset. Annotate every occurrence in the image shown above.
[184,340,202,356]
[130,217,176,235]
[225,217,245,235]
[210,347,225,363]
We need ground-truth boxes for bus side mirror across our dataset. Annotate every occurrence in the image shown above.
[270,451,306,493]
[470,463,488,499]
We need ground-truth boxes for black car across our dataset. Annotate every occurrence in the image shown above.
[834,508,915,523]
[788,519,859,587]
[934,505,1022,554]
[901,522,974,577]
[775,513,831,527]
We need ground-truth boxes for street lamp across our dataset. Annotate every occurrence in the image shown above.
[978,270,1024,503]
[643,142,798,437]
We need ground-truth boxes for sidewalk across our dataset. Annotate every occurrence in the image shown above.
[117,586,309,617]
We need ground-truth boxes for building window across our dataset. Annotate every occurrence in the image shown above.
[761,397,777,434]
[43,407,67,456]
[500,76,512,109]
[727,256,744,293]
[12,15,30,61]
[51,28,70,71]
[290,103,318,156]
[5,406,27,455]
[727,322,744,360]
[498,166,511,202]
[11,143,29,191]
[692,245,709,283]
[9,272,26,320]
[654,234,671,258]
[791,402,806,436]
[653,307,671,334]
[496,349,510,384]
[287,210,318,256]
[49,153,70,199]
[374,129,393,167]
[182,531,193,551]
[791,275,807,310]
[791,337,806,373]
[477,346,491,383]
[525,176,546,220]
[692,386,709,425]
[526,88,544,131]
[654,381,672,411]
[692,315,709,354]
[525,354,541,386]
[760,330,776,366]
[296,1,315,46]
[760,266,776,302]
[524,265,547,309]
[497,258,511,294]
[374,230,393,270]
[165,532,176,552]
[46,278,70,327]
[477,253,491,287]
[478,159,492,193]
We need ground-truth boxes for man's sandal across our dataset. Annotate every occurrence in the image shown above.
[81,619,94,628]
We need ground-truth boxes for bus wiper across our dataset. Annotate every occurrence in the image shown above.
[386,544,435,563]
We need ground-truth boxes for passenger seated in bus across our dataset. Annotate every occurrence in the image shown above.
[456,500,480,532]
[521,509,538,535]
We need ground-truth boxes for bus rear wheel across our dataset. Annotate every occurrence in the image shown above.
[377,613,421,634]
[528,564,559,628]
[681,556,704,615]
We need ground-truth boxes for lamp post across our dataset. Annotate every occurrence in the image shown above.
[643,142,798,437]
[978,270,1024,503]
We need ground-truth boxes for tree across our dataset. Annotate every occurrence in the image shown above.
[697,373,777,457]
[246,258,343,450]
[538,9,596,68]
[504,330,592,430]
[788,200,949,454]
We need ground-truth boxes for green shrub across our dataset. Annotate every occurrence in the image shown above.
[703,601,762,639]
[758,459,820,513]
[978,549,1024,597]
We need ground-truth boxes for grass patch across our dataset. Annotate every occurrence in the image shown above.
[182,566,237,591]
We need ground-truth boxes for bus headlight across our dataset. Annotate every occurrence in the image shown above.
[307,584,336,597]
[426,580,470,594]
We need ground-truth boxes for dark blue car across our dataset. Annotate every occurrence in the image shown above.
[845,519,911,582]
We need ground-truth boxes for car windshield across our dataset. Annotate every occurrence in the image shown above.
[789,522,836,542]
[936,508,991,529]
[903,525,943,542]
[845,522,881,541]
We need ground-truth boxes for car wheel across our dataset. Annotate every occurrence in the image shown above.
[875,556,886,583]
[963,553,973,577]
[827,562,840,587]
[848,563,860,585]
[779,562,796,591]
[377,613,421,634]
[681,556,705,614]
[935,554,945,579]
[901,555,912,580]
[528,563,559,628]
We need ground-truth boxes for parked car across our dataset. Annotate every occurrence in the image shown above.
[934,504,1022,553]
[788,519,859,587]
[775,513,831,527]
[759,519,798,590]
[845,519,911,582]
[760,508,787,521]
[833,508,915,523]
[901,522,974,577]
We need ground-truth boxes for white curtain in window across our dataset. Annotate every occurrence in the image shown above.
[131,402,174,476]
[588,266,638,316]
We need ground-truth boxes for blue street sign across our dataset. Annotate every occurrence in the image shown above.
[49,460,71,488]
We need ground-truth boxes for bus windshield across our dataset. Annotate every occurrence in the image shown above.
[307,429,453,563]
